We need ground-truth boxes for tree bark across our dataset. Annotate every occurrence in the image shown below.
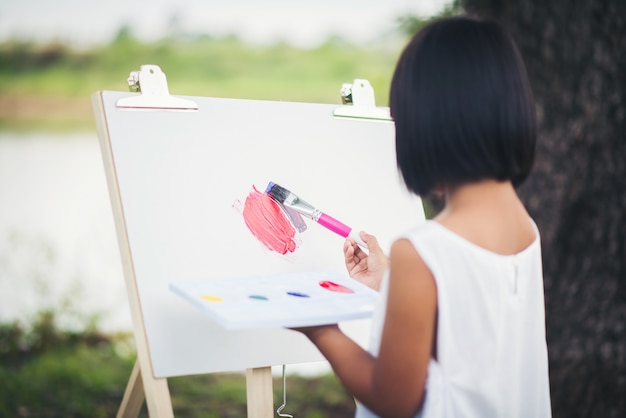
[460,1,626,416]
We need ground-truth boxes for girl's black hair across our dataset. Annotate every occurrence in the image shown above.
[390,16,537,196]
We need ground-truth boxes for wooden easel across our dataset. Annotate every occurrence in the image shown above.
[108,237,272,418]
[92,65,420,417]
[104,198,271,418]
[115,361,273,418]
[96,83,273,416]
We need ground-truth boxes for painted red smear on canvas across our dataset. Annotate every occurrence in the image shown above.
[242,186,297,255]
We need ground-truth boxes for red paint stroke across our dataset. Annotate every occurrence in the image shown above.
[319,280,354,294]
[242,186,297,255]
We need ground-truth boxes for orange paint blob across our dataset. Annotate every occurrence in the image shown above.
[242,186,297,255]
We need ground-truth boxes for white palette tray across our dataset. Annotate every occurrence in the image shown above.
[170,271,379,330]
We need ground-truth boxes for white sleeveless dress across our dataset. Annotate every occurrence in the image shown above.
[355,220,552,418]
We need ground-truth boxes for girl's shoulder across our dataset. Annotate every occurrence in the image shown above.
[400,220,458,245]
[401,219,541,262]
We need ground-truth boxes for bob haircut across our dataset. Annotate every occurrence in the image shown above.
[390,16,537,197]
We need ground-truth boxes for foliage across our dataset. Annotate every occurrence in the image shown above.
[0,311,355,417]
[0,34,402,131]
[396,0,463,37]
[0,3,467,132]
[0,310,110,367]
[0,311,131,417]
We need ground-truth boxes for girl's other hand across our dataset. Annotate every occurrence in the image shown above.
[290,323,339,341]
[344,231,388,291]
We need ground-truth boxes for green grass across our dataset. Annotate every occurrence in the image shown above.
[0,343,132,418]
[0,343,356,418]
[0,312,355,417]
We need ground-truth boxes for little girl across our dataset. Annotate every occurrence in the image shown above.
[293,16,552,418]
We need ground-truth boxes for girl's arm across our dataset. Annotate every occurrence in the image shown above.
[302,238,438,418]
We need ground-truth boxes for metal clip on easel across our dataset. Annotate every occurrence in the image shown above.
[116,64,198,110]
[333,79,391,121]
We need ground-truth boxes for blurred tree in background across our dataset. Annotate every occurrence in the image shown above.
[396,0,463,35]
[457,1,625,417]
[402,1,625,415]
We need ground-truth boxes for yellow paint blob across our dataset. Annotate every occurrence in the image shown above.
[201,295,223,302]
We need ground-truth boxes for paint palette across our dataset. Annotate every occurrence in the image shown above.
[169,271,380,329]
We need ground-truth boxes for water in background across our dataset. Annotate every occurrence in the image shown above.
[0,132,128,331]
[0,132,331,375]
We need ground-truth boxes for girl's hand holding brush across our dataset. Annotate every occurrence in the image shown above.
[343,231,388,291]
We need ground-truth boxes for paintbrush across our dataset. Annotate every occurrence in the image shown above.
[265,182,368,250]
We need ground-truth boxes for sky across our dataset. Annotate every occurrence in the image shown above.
[0,0,452,47]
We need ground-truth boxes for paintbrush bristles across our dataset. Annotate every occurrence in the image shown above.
[265,182,294,204]
[265,182,319,220]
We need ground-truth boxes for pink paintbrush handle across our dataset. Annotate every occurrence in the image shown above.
[318,213,351,237]
[318,213,369,250]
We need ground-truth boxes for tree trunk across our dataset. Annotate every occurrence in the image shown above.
[460,1,626,416]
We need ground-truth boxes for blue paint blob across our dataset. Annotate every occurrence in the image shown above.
[287,291,310,298]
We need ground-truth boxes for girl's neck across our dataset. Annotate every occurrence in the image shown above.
[434,179,535,255]
[437,179,522,219]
